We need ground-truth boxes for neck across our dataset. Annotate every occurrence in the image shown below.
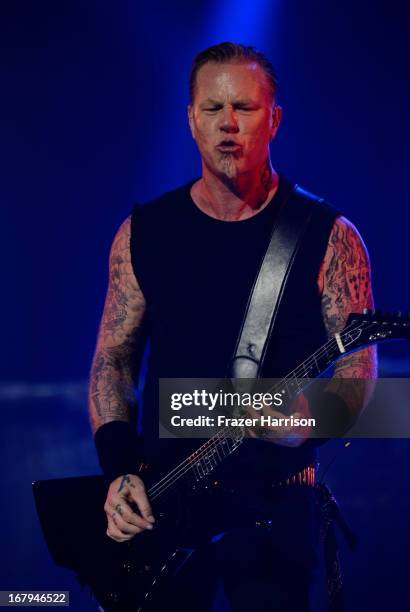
[192,160,279,221]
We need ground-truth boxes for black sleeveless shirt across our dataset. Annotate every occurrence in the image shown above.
[130,176,339,481]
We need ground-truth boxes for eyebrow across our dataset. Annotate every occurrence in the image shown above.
[199,98,256,107]
[199,99,222,107]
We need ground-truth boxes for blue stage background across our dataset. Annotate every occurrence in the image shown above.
[2,1,409,609]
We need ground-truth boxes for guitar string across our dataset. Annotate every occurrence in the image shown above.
[148,426,241,501]
[147,320,370,500]
[148,427,234,499]
[147,320,367,500]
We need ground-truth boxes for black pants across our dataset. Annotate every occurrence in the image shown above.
[168,485,321,612]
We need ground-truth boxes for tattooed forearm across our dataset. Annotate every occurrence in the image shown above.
[319,216,377,416]
[88,216,146,433]
[333,350,377,379]
[89,340,139,427]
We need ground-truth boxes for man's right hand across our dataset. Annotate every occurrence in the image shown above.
[104,474,155,542]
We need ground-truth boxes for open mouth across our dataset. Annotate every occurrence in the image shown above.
[216,140,242,152]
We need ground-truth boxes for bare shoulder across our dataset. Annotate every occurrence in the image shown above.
[109,215,133,265]
[99,215,146,348]
[328,215,370,265]
[319,215,374,336]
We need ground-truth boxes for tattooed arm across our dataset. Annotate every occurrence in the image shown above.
[247,215,377,446]
[88,216,155,542]
[88,216,145,432]
[319,216,378,418]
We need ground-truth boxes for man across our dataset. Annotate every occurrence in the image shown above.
[88,42,377,610]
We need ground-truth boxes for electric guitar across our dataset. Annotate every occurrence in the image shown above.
[33,310,410,611]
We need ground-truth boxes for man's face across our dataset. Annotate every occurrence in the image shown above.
[188,61,281,181]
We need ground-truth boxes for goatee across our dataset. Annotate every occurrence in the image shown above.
[220,154,238,180]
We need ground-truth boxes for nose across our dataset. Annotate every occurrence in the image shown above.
[219,107,239,133]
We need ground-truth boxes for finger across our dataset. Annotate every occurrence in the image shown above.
[105,499,152,531]
[106,516,134,542]
[114,500,152,529]
[244,407,264,438]
[290,393,309,414]
[246,406,262,420]
[127,481,155,523]
[114,475,155,524]
[248,404,286,420]
[246,406,290,437]
[110,511,146,535]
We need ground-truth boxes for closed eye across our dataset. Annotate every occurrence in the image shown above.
[204,105,258,112]
[234,104,258,111]
[201,103,259,112]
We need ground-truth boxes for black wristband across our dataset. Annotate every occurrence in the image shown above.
[94,421,142,483]
[310,391,352,439]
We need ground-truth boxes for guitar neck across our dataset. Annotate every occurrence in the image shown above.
[267,332,342,414]
[149,309,406,502]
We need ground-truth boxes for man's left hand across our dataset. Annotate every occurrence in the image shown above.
[246,394,312,447]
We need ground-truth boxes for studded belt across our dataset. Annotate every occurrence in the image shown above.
[274,463,317,488]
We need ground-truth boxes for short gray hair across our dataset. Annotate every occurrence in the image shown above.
[189,41,278,103]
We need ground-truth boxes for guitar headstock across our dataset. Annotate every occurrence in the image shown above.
[340,309,410,353]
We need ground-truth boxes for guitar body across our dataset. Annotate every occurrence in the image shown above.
[87,528,195,612]
[33,473,225,611]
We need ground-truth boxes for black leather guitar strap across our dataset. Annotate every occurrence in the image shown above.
[230,184,324,382]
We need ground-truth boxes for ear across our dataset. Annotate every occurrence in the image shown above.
[270,105,282,140]
[187,104,196,140]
